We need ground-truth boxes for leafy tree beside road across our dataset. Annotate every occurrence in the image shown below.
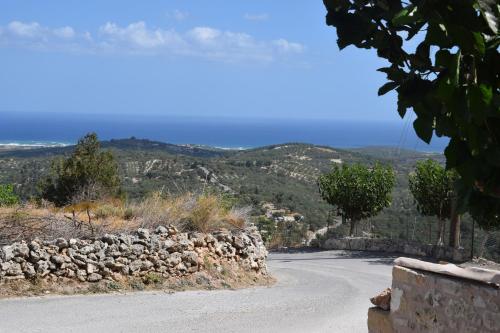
[318,163,395,236]
[409,159,457,245]
[40,133,121,206]
[323,0,500,225]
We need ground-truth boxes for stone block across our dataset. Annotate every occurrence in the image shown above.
[368,307,393,333]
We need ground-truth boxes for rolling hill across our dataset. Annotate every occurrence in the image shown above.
[0,138,442,233]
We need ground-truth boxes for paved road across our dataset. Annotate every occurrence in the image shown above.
[0,250,394,333]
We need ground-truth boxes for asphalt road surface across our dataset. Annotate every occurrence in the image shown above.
[0,250,394,333]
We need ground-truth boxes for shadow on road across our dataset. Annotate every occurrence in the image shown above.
[269,248,399,266]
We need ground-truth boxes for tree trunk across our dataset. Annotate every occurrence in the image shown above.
[449,198,461,248]
[449,213,461,248]
[349,220,357,237]
[436,219,446,246]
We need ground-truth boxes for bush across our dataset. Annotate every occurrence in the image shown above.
[40,133,121,206]
[0,184,19,206]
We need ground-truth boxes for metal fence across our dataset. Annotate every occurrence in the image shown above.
[322,214,500,264]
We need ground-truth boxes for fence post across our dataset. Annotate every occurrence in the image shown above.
[471,219,475,260]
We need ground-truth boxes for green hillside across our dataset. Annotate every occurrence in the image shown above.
[0,138,441,233]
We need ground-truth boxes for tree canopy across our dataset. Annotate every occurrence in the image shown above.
[409,159,457,244]
[40,133,121,206]
[318,163,395,236]
[323,0,500,223]
[0,184,19,206]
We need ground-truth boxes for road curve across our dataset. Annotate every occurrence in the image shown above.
[0,250,394,333]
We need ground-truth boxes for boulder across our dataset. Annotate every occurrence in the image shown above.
[137,228,150,240]
[87,273,102,282]
[370,288,391,311]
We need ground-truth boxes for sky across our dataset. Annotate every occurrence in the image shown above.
[0,0,401,122]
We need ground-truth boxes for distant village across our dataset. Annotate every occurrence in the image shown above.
[261,202,304,223]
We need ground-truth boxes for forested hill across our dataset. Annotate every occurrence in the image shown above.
[0,138,230,159]
[0,138,442,231]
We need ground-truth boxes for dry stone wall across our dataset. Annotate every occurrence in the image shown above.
[0,225,268,283]
[322,237,466,262]
[368,259,500,333]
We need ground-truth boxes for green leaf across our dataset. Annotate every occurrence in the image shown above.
[377,66,406,82]
[435,49,452,68]
[413,116,433,144]
[392,6,419,26]
[472,32,486,55]
[426,23,452,48]
[378,81,399,96]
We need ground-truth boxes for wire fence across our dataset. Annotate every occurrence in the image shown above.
[320,214,500,264]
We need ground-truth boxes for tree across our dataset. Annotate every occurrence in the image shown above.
[40,133,121,206]
[0,184,19,206]
[409,159,457,245]
[323,0,500,224]
[318,163,395,236]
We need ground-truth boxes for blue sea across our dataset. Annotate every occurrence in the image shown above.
[0,111,448,152]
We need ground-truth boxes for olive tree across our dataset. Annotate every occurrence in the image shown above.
[318,163,395,236]
[40,133,121,206]
[322,0,500,225]
[409,159,457,245]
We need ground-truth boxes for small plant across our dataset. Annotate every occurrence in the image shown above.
[107,281,121,290]
[130,279,145,290]
[0,184,19,206]
[143,272,163,285]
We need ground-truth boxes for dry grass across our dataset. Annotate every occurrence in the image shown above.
[0,192,251,244]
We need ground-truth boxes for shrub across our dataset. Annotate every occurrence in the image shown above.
[0,184,19,206]
[40,133,121,206]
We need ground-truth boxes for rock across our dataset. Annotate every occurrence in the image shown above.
[167,253,182,267]
[137,228,150,240]
[163,239,177,252]
[55,238,69,249]
[87,273,102,282]
[167,225,178,236]
[370,288,391,311]
[141,260,154,271]
[22,262,36,278]
[0,226,269,283]
[35,261,50,277]
[102,234,118,245]
[79,245,94,255]
[155,226,168,234]
[1,246,14,261]
[51,255,67,265]
[129,260,142,273]
[182,251,199,266]
[86,263,99,274]
[13,242,30,258]
[232,236,245,250]
[76,269,87,282]
[176,262,187,273]
[130,244,145,255]
[5,262,23,276]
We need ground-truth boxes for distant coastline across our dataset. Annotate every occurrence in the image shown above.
[0,112,449,153]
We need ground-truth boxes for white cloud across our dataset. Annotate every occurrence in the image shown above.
[8,21,43,38]
[273,38,304,53]
[244,13,269,21]
[53,26,75,39]
[99,21,187,52]
[188,27,221,44]
[0,20,304,62]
